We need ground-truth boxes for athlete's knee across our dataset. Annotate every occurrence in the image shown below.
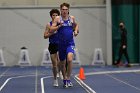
[67,56,73,62]
[67,58,73,62]
[67,53,73,62]
[52,66,57,69]
[52,62,57,67]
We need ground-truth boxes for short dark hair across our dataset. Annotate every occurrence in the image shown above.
[60,3,70,9]
[50,9,60,17]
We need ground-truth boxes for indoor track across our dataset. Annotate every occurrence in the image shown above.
[0,65,140,93]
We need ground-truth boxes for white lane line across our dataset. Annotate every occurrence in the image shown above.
[85,69,140,76]
[0,78,11,91]
[106,74,140,91]
[75,69,140,93]
[74,76,96,93]
[0,75,35,92]
[41,76,53,93]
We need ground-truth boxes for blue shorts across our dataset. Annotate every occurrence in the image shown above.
[58,44,75,61]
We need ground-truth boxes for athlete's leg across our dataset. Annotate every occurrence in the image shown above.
[59,60,67,79]
[57,55,63,79]
[58,46,67,79]
[50,54,59,86]
[59,59,68,88]
[48,43,59,86]
[66,45,75,87]
[50,54,58,80]
[67,52,73,80]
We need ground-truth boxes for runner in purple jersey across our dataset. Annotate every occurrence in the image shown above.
[44,9,62,87]
[50,3,79,88]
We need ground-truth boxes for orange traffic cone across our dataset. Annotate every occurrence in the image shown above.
[78,67,85,80]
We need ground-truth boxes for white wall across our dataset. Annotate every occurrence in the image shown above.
[0,0,105,6]
[0,6,106,66]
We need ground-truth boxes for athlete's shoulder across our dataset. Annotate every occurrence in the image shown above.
[70,15,75,19]
[70,16,76,22]
[46,22,51,27]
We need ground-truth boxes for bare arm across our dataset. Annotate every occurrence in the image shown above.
[49,16,62,33]
[44,23,53,39]
[71,16,79,36]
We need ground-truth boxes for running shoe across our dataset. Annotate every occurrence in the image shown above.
[53,79,58,87]
[67,80,73,87]
[63,80,68,88]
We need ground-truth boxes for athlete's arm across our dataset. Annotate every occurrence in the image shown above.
[44,23,53,39]
[49,16,62,33]
[71,16,79,36]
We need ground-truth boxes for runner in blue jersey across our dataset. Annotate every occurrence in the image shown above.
[44,9,63,87]
[50,3,79,88]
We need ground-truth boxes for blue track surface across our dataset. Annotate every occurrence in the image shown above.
[0,66,140,93]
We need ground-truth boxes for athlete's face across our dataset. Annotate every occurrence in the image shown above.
[51,13,58,20]
[61,6,69,17]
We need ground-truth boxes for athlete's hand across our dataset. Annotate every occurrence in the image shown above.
[73,31,78,37]
[57,21,64,29]
[60,21,64,27]
[44,31,54,39]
